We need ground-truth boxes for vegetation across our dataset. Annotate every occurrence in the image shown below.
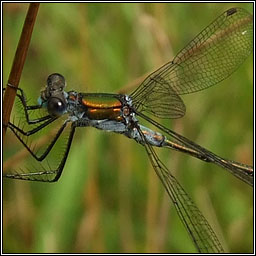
[3,2,253,253]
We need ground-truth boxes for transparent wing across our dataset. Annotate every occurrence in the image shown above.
[132,76,186,119]
[138,127,224,253]
[131,8,253,118]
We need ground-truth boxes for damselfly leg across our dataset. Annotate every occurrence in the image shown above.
[5,84,52,124]
[4,81,77,181]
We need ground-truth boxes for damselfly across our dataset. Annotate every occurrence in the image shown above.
[3,8,253,253]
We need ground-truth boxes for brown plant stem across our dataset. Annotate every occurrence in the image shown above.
[3,3,40,141]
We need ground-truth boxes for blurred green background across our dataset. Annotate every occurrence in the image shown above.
[3,2,253,253]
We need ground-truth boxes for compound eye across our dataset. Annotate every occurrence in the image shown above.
[47,97,66,116]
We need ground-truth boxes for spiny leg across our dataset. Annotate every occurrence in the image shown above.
[5,84,51,124]
[3,121,77,182]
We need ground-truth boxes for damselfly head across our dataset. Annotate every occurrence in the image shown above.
[38,73,68,116]
[40,73,66,101]
[47,73,66,91]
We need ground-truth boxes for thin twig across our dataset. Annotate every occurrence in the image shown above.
[3,3,40,141]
